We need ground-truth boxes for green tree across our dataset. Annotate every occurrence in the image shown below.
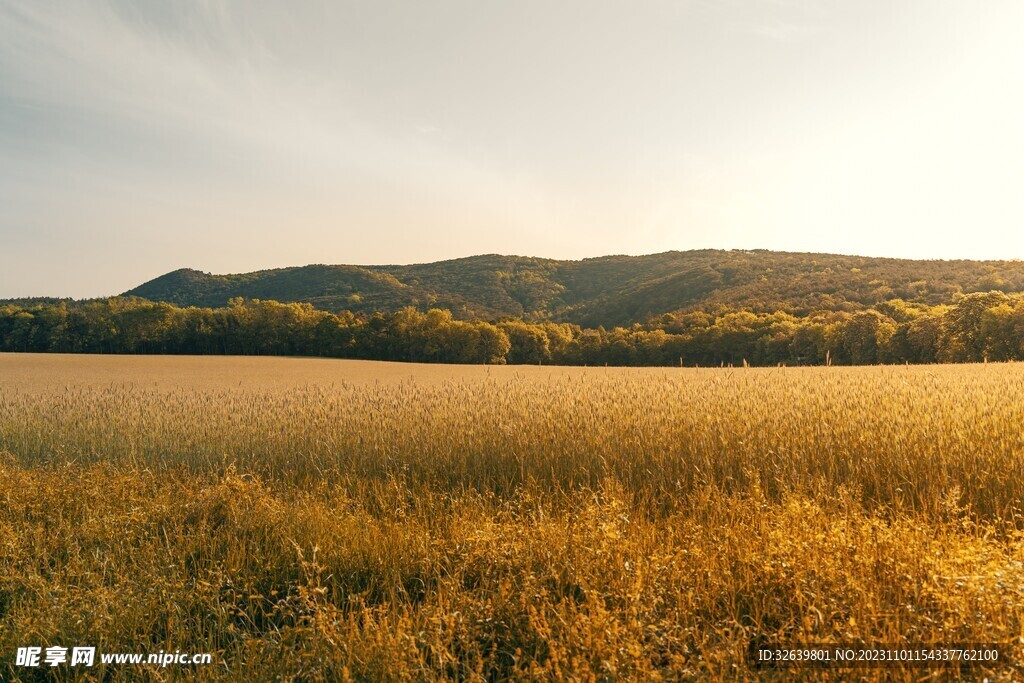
[946,292,1012,361]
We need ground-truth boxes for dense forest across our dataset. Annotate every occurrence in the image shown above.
[122,250,1024,328]
[4,291,1024,366]
[8,250,1024,366]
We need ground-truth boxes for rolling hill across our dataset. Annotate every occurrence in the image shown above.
[123,250,1024,328]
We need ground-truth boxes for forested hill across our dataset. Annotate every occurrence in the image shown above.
[124,250,1024,328]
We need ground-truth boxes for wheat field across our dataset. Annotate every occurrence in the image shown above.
[1,353,1023,681]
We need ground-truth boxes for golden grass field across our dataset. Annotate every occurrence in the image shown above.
[2,353,1024,681]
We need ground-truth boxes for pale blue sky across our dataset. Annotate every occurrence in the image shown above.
[2,1,1023,297]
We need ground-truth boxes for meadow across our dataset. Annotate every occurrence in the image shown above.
[1,353,1023,681]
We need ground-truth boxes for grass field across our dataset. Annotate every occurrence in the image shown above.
[1,353,1023,681]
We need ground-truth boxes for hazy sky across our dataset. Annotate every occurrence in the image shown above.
[2,1,1023,297]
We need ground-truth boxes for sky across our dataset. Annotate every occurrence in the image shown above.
[2,1,1023,298]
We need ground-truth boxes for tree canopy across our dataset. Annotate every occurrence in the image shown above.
[4,292,1024,366]
[120,250,1024,329]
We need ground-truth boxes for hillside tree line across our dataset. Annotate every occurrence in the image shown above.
[3,292,1024,366]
